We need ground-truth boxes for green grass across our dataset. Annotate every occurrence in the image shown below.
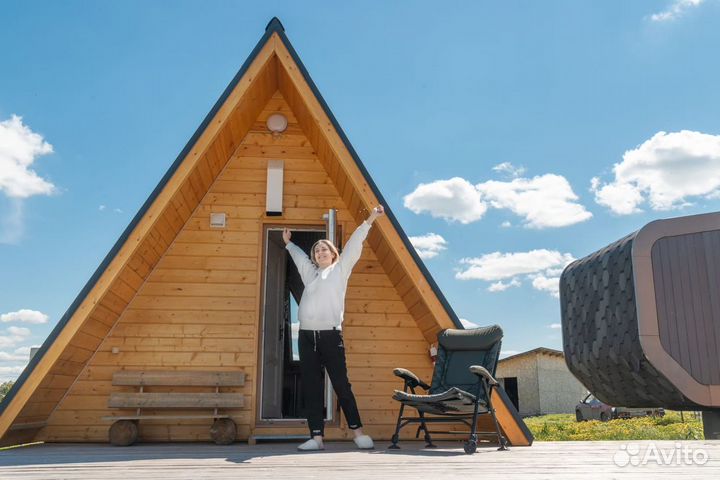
[525,411,704,441]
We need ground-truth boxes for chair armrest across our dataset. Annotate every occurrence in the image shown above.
[469,365,498,386]
[393,368,431,390]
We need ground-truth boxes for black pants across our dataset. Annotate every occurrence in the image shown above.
[298,329,363,437]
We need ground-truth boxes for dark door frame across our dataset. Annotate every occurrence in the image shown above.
[256,223,339,427]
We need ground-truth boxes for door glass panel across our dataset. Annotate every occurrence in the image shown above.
[290,295,300,361]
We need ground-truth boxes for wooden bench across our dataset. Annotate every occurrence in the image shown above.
[103,371,245,446]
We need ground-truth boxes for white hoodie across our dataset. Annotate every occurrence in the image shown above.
[285,222,371,330]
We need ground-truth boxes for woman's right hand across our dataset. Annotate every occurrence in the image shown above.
[282,227,291,245]
[366,205,385,224]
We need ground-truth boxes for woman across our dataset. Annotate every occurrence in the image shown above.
[283,205,385,451]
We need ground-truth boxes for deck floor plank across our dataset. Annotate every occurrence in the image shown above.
[1,441,719,479]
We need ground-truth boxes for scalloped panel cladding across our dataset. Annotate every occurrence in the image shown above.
[559,233,695,409]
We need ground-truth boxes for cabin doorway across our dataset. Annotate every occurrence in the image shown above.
[259,227,334,423]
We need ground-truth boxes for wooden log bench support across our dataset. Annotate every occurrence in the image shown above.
[103,371,245,446]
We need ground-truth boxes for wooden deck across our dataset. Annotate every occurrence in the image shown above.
[1,440,719,479]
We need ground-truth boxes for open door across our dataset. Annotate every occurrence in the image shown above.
[260,230,289,419]
[259,227,332,422]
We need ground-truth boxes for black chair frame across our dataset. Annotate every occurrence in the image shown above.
[388,327,508,454]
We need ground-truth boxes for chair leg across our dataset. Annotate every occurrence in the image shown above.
[388,402,405,449]
[487,386,509,451]
[464,395,481,455]
[417,411,436,448]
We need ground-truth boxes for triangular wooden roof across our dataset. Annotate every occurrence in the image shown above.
[0,17,462,440]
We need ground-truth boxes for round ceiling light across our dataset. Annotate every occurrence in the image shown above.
[266,113,288,134]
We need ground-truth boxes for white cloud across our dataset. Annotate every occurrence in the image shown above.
[0,351,27,362]
[457,249,575,281]
[99,205,124,215]
[530,275,564,298]
[404,172,591,229]
[548,323,562,329]
[544,267,566,277]
[457,249,575,298]
[1,309,49,324]
[403,177,487,224]
[460,318,479,329]
[0,365,25,381]
[488,278,521,292]
[500,221,512,228]
[476,174,592,228]
[650,0,704,22]
[492,162,526,178]
[0,115,55,199]
[0,115,56,243]
[7,326,31,337]
[593,130,720,214]
[14,346,38,355]
[0,326,32,349]
[408,233,448,259]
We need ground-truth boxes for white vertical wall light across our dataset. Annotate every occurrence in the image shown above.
[266,159,284,216]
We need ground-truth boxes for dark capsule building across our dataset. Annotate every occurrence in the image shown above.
[560,212,720,411]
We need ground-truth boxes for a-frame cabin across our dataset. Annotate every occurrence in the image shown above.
[0,19,531,446]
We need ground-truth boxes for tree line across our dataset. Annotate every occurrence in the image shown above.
[0,381,15,401]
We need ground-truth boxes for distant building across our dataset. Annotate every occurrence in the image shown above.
[496,347,587,417]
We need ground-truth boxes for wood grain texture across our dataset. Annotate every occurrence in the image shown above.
[111,371,246,387]
[4,441,720,479]
[108,393,245,409]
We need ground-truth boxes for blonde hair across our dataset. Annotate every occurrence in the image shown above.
[311,239,339,266]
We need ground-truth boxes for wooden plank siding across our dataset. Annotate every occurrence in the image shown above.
[37,93,436,443]
[4,52,280,438]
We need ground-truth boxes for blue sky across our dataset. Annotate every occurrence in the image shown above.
[2,1,720,381]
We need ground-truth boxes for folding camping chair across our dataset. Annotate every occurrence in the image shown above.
[389,325,508,454]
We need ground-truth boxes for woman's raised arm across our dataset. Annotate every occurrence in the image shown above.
[284,227,317,286]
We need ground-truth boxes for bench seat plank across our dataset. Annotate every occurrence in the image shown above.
[102,415,232,421]
[109,392,244,409]
[112,371,245,387]
[9,422,48,431]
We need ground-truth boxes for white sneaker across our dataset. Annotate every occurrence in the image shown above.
[353,434,374,449]
[297,439,324,451]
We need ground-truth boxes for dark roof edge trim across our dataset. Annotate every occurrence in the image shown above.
[274,28,463,330]
[0,22,281,416]
[265,17,285,32]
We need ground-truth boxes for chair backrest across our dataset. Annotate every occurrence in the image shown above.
[429,325,503,395]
